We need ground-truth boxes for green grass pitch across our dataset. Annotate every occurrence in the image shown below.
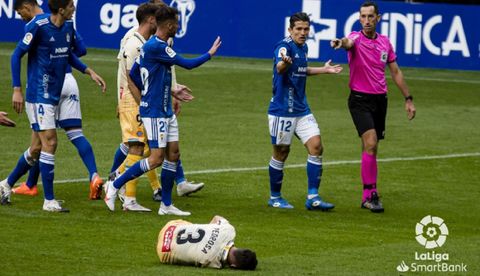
[0,43,479,275]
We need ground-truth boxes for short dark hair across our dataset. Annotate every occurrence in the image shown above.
[155,5,178,26]
[136,3,160,24]
[14,0,38,10]
[48,0,71,14]
[232,249,257,270]
[289,12,310,28]
[361,1,379,15]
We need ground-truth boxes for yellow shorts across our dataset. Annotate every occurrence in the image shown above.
[119,110,147,144]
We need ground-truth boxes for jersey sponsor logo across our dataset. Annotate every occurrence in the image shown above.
[165,46,176,58]
[36,18,49,26]
[23,32,33,45]
[169,0,196,38]
[55,47,69,54]
[162,225,177,252]
[278,47,287,58]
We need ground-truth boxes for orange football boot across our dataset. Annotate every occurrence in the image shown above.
[12,182,38,196]
[89,174,104,200]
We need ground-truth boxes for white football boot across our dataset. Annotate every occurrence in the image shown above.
[176,181,204,197]
[122,197,151,212]
[43,199,69,212]
[158,202,191,216]
[0,179,12,205]
[104,180,118,211]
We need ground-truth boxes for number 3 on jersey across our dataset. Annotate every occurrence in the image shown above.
[176,229,206,244]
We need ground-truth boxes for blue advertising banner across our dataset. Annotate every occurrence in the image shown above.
[0,0,478,70]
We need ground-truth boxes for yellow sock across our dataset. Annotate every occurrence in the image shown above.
[124,154,142,198]
[147,168,160,190]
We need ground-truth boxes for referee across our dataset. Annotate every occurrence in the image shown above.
[331,1,416,213]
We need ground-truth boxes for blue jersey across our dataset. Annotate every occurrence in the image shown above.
[12,14,85,105]
[268,37,311,117]
[138,36,211,118]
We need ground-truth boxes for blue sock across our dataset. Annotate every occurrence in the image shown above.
[110,143,128,173]
[269,158,284,198]
[307,155,323,197]
[67,130,97,180]
[175,159,186,185]
[7,149,36,187]
[39,152,55,200]
[26,163,40,188]
[113,159,150,189]
[161,160,177,206]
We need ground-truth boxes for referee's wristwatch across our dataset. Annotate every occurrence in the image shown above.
[405,95,413,102]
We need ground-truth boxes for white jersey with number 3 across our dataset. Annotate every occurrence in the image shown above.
[157,219,236,268]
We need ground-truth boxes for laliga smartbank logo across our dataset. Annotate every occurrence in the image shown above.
[396,215,467,273]
[415,215,448,249]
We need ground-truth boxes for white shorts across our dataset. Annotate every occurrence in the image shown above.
[26,102,58,131]
[142,115,179,148]
[56,73,82,128]
[268,114,320,145]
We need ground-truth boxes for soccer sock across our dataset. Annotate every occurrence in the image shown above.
[7,148,36,187]
[124,154,142,198]
[26,163,40,188]
[113,159,150,189]
[161,160,177,206]
[306,155,323,199]
[269,158,284,198]
[361,151,378,201]
[175,159,186,185]
[39,152,55,200]
[66,130,98,181]
[110,143,129,173]
[146,168,161,190]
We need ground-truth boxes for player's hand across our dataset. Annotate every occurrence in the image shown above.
[330,38,342,49]
[171,84,194,102]
[173,98,182,115]
[405,100,416,120]
[208,36,222,57]
[280,51,293,65]
[323,59,343,74]
[0,111,16,127]
[12,87,24,114]
[86,68,107,93]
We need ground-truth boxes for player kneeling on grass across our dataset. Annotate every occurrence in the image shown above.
[104,5,221,215]
[157,215,257,270]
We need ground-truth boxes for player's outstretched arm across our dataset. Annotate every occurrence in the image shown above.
[388,61,416,120]
[173,36,222,70]
[0,111,16,127]
[85,68,107,93]
[330,37,353,50]
[276,51,293,75]
[307,60,343,75]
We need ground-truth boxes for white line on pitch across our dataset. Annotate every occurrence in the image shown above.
[52,152,480,184]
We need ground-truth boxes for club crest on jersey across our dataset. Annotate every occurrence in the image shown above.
[381,51,388,63]
[23,32,33,45]
[66,33,71,42]
[165,46,176,58]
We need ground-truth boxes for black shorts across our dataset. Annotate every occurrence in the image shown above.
[348,90,388,140]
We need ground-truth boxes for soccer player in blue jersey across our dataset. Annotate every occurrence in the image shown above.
[5,0,104,200]
[104,5,221,216]
[0,0,106,212]
[267,12,342,210]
